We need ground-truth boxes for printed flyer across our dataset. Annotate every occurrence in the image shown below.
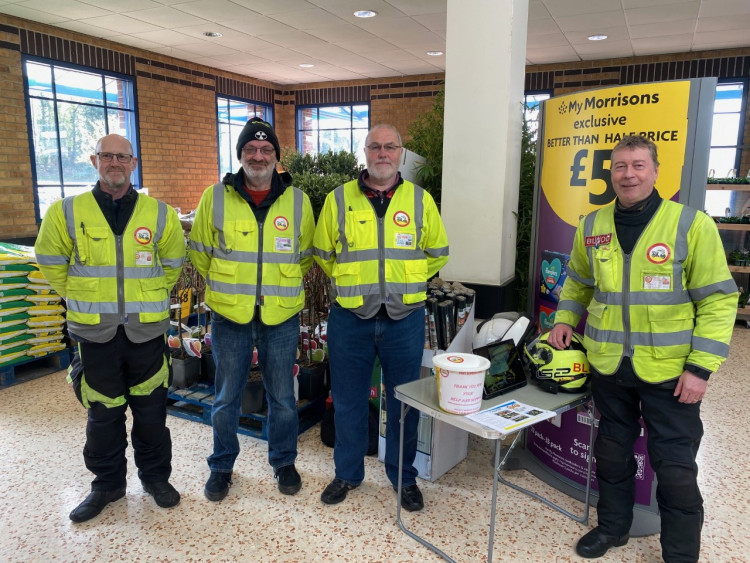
[467,399,555,435]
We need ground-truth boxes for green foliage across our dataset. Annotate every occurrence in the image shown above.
[403,88,445,207]
[707,177,750,184]
[513,107,538,313]
[280,149,362,218]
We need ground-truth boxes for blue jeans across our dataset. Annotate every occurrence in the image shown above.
[327,305,425,488]
[207,312,299,473]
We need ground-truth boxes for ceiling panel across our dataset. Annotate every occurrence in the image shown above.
[0,0,747,84]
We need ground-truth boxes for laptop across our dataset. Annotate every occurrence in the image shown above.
[472,338,529,400]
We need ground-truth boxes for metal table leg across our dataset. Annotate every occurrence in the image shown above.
[495,401,595,524]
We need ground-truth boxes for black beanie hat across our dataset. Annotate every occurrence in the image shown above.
[236,117,280,161]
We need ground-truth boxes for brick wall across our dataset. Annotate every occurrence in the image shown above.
[1,12,749,241]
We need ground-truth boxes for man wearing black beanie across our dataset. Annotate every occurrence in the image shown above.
[236,117,281,162]
[189,117,315,502]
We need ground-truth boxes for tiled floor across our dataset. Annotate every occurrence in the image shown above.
[1,324,749,563]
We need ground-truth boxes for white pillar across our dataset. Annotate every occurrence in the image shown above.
[440,0,529,287]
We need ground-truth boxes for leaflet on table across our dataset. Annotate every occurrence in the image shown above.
[466,399,556,433]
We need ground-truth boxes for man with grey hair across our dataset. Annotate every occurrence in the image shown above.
[313,124,449,511]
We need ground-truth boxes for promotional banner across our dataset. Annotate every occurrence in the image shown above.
[526,406,656,506]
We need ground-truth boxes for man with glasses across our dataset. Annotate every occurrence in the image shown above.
[314,124,449,511]
[189,117,315,501]
[35,134,185,522]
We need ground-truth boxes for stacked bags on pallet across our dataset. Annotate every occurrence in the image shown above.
[0,242,66,368]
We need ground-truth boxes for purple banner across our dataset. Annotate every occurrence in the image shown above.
[525,406,656,506]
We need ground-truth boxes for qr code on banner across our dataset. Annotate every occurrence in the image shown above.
[635,453,646,480]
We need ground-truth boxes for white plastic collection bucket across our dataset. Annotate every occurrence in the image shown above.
[434,353,491,415]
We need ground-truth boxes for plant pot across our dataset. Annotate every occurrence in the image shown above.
[200,349,216,383]
[297,361,327,400]
[171,355,200,389]
[241,370,265,414]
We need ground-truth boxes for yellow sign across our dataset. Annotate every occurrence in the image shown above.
[541,81,691,226]
[177,288,192,320]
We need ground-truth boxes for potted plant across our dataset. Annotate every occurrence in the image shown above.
[168,256,202,388]
[280,149,362,400]
[728,249,750,266]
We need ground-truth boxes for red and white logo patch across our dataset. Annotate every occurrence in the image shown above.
[584,233,612,247]
[646,243,671,264]
[393,211,410,227]
[134,227,152,245]
[274,216,289,231]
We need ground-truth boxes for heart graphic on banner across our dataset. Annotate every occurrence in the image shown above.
[542,258,562,290]
[540,311,555,331]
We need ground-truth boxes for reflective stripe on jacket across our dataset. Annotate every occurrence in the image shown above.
[188,182,314,325]
[313,179,449,319]
[35,191,185,343]
[555,199,737,382]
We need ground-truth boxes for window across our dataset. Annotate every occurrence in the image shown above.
[524,92,551,142]
[217,96,273,175]
[704,80,747,216]
[23,57,138,221]
[296,104,369,163]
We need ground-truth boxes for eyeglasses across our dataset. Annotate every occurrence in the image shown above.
[365,143,402,154]
[97,152,133,163]
[242,146,276,156]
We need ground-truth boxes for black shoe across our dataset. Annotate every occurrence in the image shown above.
[576,527,629,558]
[69,487,126,523]
[204,471,232,502]
[321,478,359,505]
[394,483,424,512]
[142,481,180,508]
[275,465,302,495]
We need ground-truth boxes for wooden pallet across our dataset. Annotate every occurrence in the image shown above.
[167,383,326,440]
[0,348,72,388]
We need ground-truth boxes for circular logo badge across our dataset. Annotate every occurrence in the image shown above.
[254,131,268,140]
[393,211,410,227]
[274,216,289,231]
[446,355,465,364]
[646,243,671,264]
[134,227,153,245]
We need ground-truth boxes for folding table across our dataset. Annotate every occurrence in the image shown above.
[394,377,594,563]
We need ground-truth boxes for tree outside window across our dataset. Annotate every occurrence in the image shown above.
[24,57,138,221]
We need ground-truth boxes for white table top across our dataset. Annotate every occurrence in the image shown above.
[394,377,590,439]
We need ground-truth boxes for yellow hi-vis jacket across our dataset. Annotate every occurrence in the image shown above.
[554,199,738,382]
[188,182,314,325]
[34,191,185,344]
[313,179,449,319]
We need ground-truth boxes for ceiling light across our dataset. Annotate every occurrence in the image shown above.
[588,34,607,41]
[353,10,378,18]
[299,63,315,68]
[426,51,444,56]
[203,31,222,38]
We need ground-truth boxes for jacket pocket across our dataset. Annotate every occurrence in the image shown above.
[591,246,619,292]
[345,210,376,249]
[277,263,304,309]
[207,259,239,305]
[332,261,363,308]
[646,304,693,358]
[79,226,111,265]
[402,260,428,304]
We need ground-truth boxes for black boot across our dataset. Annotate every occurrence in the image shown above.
[69,487,126,523]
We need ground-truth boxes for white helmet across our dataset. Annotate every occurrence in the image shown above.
[473,312,534,349]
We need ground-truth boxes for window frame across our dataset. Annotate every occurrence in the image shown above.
[216,95,274,176]
[22,55,140,223]
[708,78,747,178]
[295,103,370,160]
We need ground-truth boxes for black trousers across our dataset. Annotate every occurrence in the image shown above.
[592,367,704,563]
[78,327,172,490]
